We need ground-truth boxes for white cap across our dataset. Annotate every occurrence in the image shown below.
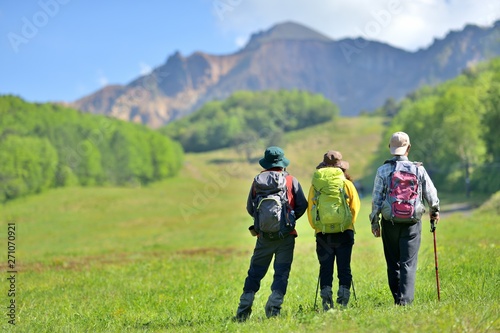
[389,132,410,155]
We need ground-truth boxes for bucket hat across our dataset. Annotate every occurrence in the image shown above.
[259,146,290,169]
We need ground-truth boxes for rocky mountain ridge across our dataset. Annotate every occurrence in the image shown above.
[72,20,500,128]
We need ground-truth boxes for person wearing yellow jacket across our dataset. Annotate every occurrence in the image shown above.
[307,150,360,310]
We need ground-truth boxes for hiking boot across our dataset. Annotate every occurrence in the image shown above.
[233,292,254,322]
[320,286,334,311]
[232,311,251,322]
[336,285,351,308]
[265,290,284,318]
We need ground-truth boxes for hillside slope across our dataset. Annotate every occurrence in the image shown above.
[2,116,384,261]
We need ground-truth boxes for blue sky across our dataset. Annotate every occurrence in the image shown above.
[1,0,499,103]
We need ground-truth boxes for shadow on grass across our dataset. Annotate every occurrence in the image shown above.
[130,315,238,330]
[129,299,394,331]
[208,158,237,164]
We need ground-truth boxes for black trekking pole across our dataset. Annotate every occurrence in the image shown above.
[313,272,320,310]
[351,278,357,302]
[430,218,441,301]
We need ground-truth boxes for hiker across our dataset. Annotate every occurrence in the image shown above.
[354,181,365,198]
[369,131,440,305]
[307,151,360,310]
[233,146,307,322]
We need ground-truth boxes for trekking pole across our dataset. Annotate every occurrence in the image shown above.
[313,273,320,310]
[430,218,441,301]
[351,278,357,302]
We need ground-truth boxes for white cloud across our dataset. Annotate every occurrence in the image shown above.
[97,70,108,87]
[235,35,248,48]
[213,0,500,51]
[139,62,152,76]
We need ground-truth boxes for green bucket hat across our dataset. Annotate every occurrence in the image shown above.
[259,146,290,169]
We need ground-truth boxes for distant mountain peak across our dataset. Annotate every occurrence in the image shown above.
[244,21,332,49]
[72,21,500,128]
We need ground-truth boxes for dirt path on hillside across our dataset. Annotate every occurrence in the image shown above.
[439,202,475,218]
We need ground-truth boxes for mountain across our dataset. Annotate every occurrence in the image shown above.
[72,20,500,128]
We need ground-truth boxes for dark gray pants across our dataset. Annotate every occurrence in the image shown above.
[315,230,354,289]
[243,235,295,295]
[381,219,422,305]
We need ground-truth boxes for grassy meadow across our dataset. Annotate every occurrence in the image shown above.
[1,117,499,332]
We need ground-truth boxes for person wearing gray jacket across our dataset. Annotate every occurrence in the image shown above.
[370,131,440,305]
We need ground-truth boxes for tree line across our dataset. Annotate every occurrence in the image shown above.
[4,56,498,202]
[375,57,500,195]
[0,96,183,202]
[160,89,339,152]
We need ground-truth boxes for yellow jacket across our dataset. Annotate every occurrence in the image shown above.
[307,168,361,233]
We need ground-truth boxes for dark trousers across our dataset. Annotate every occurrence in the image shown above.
[243,235,295,295]
[315,230,354,288]
[381,219,422,305]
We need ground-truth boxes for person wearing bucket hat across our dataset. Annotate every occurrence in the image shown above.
[233,146,307,322]
[307,150,360,310]
[370,131,440,305]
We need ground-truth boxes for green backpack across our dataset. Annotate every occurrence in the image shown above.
[311,167,353,233]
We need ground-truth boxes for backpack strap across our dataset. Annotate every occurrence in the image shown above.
[342,179,356,234]
[285,174,294,208]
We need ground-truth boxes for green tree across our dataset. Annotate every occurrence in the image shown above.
[0,95,184,201]
[381,57,500,194]
[161,89,339,152]
[0,135,58,200]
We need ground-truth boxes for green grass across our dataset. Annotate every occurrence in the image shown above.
[1,116,498,332]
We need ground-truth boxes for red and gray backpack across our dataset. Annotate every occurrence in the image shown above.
[381,160,425,223]
[252,171,295,234]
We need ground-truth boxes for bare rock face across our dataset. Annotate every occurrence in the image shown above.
[71,21,500,128]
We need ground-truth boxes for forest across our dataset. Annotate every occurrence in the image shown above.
[0,96,184,202]
[1,57,499,202]
[161,89,339,152]
[374,57,500,194]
